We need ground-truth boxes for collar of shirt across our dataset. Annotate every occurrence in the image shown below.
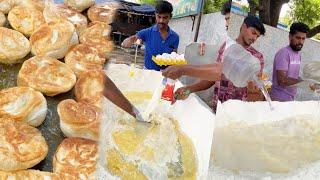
[151,24,174,40]
[286,45,300,55]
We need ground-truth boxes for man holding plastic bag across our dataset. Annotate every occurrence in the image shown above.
[162,15,266,112]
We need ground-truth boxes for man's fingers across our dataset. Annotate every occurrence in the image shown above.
[162,69,170,78]
[310,84,316,91]
[162,66,182,80]
[136,39,142,45]
[163,72,177,80]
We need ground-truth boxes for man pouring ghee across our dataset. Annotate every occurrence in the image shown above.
[121,0,179,71]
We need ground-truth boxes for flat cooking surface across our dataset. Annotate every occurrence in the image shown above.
[0,62,70,171]
[0,0,144,170]
[0,45,144,172]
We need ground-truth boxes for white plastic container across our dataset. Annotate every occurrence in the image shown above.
[222,43,260,87]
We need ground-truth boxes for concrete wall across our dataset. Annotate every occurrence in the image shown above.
[169,12,227,54]
[169,13,320,101]
[169,13,227,106]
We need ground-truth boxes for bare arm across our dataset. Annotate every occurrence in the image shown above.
[162,63,222,81]
[277,70,302,87]
[121,35,140,48]
[185,80,215,93]
[102,74,136,117]
[173,80,214,102]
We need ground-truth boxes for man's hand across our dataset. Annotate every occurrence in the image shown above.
[163,63,222,81]
[247,81,260,93]
[247,81,264,101]
[162,65,186,80]
[121,35,139,48]
[310,84,316,91]
[310,83,320,93]
[174,87,191,102]
[276,70,303,87]
[103,73,138,118]
[135,39,142,45]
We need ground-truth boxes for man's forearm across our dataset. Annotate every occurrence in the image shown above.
[279,77,302,86]
[102,75,135,117]
[182,63,222,81]
[277,70,303,87]
[122,35,138,48]
[187,80,215,93]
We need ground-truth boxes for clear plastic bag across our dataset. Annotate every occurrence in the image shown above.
[302,61,320,84]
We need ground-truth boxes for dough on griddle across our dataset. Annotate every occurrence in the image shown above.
[74,70,105,108]
[43,3,88,35]
[0,120,48,171]
[65,44,106,77]
[57,99,101,141]
[29,20,78,59]
[87,2,119,24]
[65,0,94,12]
[0,87,47,127]
[79,21,113,56]
[17,55,76,96]
[8,5,45,36]
[0,27,31,64]
[53,137,97,179]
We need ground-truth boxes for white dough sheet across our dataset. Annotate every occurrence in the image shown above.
[209,100,320,179]
[95,64,215,180]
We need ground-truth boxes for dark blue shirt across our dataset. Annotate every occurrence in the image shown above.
[137,24,179,71]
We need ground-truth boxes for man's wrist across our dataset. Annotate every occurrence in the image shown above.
[184,88,192,95]
[181,65,191,76]
[185,86,194,93]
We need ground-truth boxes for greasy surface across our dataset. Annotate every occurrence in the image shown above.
[0,46,143,172]
[53,137,97,179]
[0,62,73,172]
[0,120,48,171]
[33,91,74,172]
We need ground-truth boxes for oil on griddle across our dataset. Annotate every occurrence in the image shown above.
[0,61,73,172]
[0,0,145,173]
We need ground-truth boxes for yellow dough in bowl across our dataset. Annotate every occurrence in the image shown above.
[104,93,197,179]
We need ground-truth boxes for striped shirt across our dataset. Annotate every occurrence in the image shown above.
[212,41,264,112]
